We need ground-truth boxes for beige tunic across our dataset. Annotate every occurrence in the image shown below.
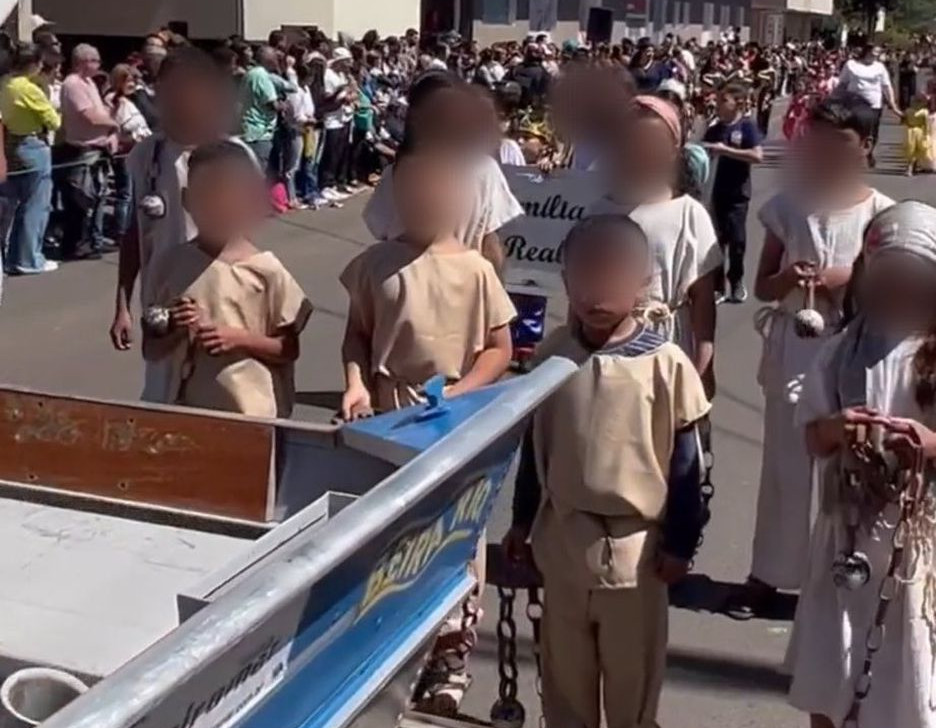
[145,244,312,418]
[340,241,516,412]
[530,326,711,590]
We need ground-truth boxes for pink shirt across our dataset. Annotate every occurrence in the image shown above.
[60,73,112,148]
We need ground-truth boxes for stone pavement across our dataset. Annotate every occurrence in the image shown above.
[0,115,934,727]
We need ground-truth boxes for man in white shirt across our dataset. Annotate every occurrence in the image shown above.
[837,44,902,167]
[318,47,354,202]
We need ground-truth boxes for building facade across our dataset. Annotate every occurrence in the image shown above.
[750,0,832,43]
[33,0,421,41]
[472,0,752,45]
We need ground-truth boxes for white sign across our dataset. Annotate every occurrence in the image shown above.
[501,167,602,294]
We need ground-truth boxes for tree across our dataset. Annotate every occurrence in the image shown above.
[840,0,897,35]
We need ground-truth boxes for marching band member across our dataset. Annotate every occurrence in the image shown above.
[728,93,893,619]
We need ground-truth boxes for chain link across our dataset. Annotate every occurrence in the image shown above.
[691,416,716,569]
[526,587,545,728]
[495,586,519,701]
[841,424,925,728]
[459,586,481,654]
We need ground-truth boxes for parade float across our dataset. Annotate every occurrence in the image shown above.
[0,359,575,728]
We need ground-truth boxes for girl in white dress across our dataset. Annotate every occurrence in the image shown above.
[789,200,936,728]
[589,95,721,395]
[729,94,894,619]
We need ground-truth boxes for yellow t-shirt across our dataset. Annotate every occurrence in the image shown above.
[0,74,61,137]
[530,325,711,589]
[340,240,517,411]
[146,244,313,419]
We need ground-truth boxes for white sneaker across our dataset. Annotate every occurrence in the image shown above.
[321,188,340,201]
[41,260,59,272]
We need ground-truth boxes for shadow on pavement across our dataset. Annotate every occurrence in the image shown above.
[470,619,791,697]
[670,574,798,622]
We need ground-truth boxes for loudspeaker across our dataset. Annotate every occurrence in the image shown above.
[586,7,613,45]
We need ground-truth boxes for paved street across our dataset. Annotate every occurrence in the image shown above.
[1,116,934,727]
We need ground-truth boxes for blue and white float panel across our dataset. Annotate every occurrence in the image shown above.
[41,357,576,728]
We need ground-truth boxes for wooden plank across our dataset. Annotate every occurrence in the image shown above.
[0,389,274,521]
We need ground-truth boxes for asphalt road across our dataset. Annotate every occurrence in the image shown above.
[1,114,933,727]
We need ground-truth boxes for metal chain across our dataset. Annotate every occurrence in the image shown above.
[490,586,526,728]
[842,425,925,728]
[842,495,911,728]
[691,416,716,569]
[526,588,545,728]
[496,586,519,701]
[458,586,481,655]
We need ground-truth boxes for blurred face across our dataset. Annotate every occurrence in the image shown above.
[184,160,267,244]
[410,88,492,152]
[121,74,138,95]
[392,153,467,242]
[861,253,936,334]
[564,233,649,333]
[792,120,870,187]
[158,71,233,145]
[77,50,102,76]
[609,111,679,187]
[717,91,740,121]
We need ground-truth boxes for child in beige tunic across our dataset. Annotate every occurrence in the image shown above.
[504,215,711,728]
[143,141,312,419]
[340,147,516,418]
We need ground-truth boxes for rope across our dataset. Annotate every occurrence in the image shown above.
[2,153,130,179]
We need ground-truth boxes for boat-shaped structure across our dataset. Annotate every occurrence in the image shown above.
[0,358,575,728]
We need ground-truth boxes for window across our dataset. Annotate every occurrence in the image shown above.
[682,2,691,24]
[735,4,746,27]
[483,0,516,24]
[703,2,714,27]
[720,4,731,28]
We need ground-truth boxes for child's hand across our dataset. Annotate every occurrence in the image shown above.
[169,298,202,330]
[340,384,373,421]
[827,406,887,446]
[656,552,690,585]
[782,260,816,289]
[502,525,532,563]
[195,324,246,356]
[883,417,936,464]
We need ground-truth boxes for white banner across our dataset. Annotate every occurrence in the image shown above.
[501,167,603,295]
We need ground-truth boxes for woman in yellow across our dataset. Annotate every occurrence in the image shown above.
[0,42,61,274]
[902,93,933,176]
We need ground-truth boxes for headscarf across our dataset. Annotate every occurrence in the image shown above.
[632,94,682,145]
[864,200,936,267]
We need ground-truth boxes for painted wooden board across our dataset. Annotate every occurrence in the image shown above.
[0,389,274,521]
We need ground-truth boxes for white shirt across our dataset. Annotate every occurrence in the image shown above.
[679,48,696,72]
[839,59,893,109]
[286,86,316,129]
[110,95,152,143]
[588,195,721,352]
[363,155,523,250]
[499,138,526,167]
[323,67,350,130]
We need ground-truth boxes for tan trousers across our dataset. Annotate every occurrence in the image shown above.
[541,580,667,728]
